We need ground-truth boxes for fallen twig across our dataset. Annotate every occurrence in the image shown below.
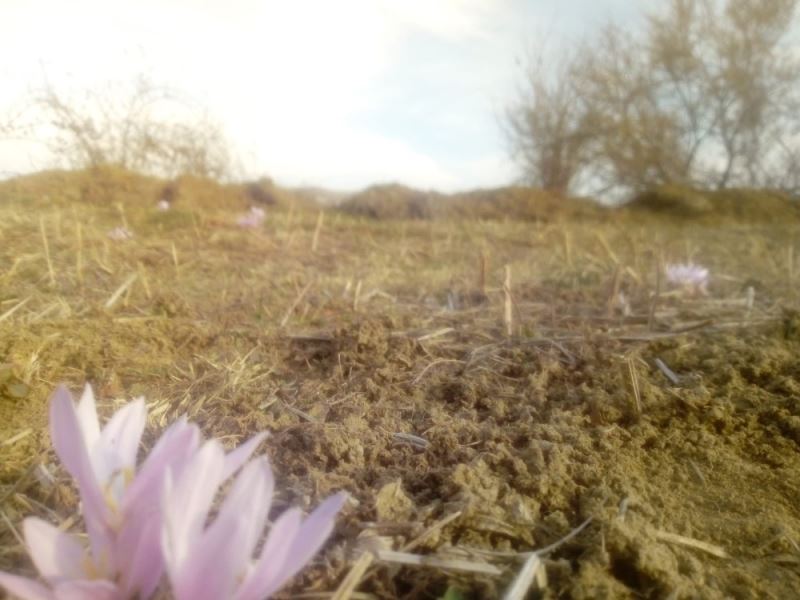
[654,529,728,559]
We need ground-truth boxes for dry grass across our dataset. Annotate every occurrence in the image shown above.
[0,169,799,598]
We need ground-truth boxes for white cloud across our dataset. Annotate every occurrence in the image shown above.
[377,0,501,40]
[256,122,459,190]
[0,0,522,189]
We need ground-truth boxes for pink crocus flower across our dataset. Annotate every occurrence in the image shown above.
[236,206,266,228]
[107,227,134,241]
[665,262,709,295]
[0,385,266,600]
[0,517,121,599]
[156,199,170,211]
[162,440,347,600]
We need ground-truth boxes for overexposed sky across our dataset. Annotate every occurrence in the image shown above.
[0,0,638,191]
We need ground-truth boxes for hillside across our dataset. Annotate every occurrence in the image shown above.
[0,169,798,598]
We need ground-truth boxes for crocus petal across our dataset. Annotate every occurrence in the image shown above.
[158,471,179,578]
[215,457,274,560]
[233,508,303,600]
[49,386,110,552]
[92,398,147,485]
[161,440,226,578]
[75,385,101,448]
[53,580,119,600]
[170,440,226,538]
[170,513,250,600]
[100,397,146,465]
[122,418,200,512]
[116,421,200,588]
[221,432,268,481]
[166,459,266,600]
[22,518,85,584]
[274,492,347,588]
[0,572,54,600]
[49,387,97,488]
[117,515,163,599]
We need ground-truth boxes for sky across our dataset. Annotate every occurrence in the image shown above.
[0,0,639,191]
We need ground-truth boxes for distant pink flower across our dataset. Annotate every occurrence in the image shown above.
[236,206,266,228]
[156,200,170,211]
[162,441,347,600]
[665,262,709,295]
[107,227,134,241]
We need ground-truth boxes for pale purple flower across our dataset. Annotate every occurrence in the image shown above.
[0,517,122,599]
[236,206,266,228]
[156,200,171,211]
[107,227,134,241]
[161,440,347,600]
[0,385,266,600]
[0,384,343,600]
[665,262,709,294]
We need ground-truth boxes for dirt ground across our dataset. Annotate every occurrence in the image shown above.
[1,169,799,599]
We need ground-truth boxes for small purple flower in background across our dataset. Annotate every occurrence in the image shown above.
[665,262,709,295]
[156,199,171,211]
[236,206,266,228]
[108,227,134,241]
[0,385,344,600]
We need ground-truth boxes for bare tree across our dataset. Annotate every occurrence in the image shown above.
[505,46,591,195]
[507,0,800,197]
[34,74,235,180]
[572,24,693,193]
[646,0,800,189]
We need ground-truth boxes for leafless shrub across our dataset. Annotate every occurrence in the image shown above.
[34,74,235,180]
[0,102,37,179]
[340,184,441,220]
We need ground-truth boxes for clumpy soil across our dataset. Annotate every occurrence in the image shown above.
[271,320,800,599]
[0,170,799,599]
